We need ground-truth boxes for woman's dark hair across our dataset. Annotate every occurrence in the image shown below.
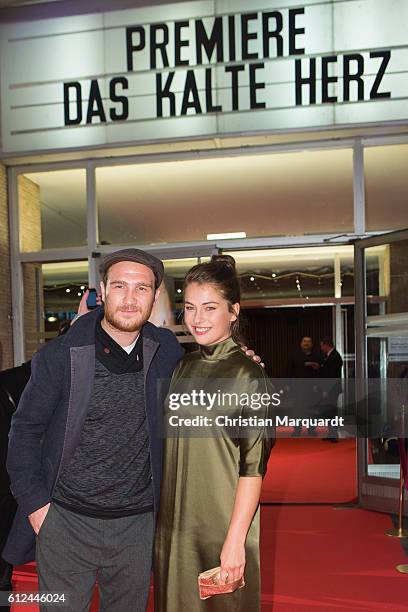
[183,255,243,344]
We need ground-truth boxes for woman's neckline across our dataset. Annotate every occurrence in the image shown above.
[199,336,239,361]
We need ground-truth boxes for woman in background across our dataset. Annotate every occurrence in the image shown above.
[154,255,274,611]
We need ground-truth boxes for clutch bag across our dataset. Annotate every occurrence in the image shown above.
[198,566,245,600]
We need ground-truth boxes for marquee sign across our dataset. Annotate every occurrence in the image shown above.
[0,0,407,153]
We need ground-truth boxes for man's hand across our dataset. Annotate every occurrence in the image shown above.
[28,503,50,535]
[241,346,265,369]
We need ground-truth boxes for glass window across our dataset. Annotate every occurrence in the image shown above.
[340,254,354,297]
[23,260,88,359]
[19,169,87,251]
[224,247,337,302]
[96,149,354,246]
[365,242,408,317]
[366,333,408,481]
[365,144,408,232]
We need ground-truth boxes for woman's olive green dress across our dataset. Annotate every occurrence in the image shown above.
[154,337,273,611]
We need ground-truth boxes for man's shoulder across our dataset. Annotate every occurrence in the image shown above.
[60,307,101,346]
[144,321,177,343]
[143,322,184,355]
[32,335,69,362]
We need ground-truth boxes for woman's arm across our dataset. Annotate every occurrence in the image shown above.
[219,475,262,584]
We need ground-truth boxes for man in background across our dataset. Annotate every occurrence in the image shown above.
[0,362,31,612]
[320,336,344,442]
[288,336,321,436]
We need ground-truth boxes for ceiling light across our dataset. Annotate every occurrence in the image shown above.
[65,288,71,293]
[271,273,276,278]
[47,316,57,323]
[177,289,182,294]
[80,285,86,290]
[206,232,246,240]
[250,276,255,282]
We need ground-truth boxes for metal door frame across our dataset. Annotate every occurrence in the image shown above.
[354,228,408,512]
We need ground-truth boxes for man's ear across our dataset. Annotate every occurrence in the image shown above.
[154,287,161,303]
[100,280,106,302]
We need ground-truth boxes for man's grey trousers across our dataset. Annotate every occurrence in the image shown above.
[35,503,154,612]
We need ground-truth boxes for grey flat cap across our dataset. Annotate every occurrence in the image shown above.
[99,248,164,288]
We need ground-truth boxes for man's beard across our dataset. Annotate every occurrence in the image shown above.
[104,302,149,333]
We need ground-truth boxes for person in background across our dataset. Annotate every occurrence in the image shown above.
[319,337,343,442]
[288,336,321,437]
[0,363,31,612]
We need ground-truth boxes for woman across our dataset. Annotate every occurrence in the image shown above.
[154,255,274,611]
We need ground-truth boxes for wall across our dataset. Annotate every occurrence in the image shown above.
[0,163,13,369]
[18,175,44,360]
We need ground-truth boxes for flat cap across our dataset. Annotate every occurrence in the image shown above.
[99,248,164,288]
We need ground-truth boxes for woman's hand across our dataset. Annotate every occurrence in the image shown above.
[219,537,246,584]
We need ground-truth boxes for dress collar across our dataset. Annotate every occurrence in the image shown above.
[199,336,239,361]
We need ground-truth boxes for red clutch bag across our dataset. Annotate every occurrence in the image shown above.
[198,566,245,600]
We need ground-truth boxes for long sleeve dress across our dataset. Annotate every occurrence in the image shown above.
[154,337,274,611]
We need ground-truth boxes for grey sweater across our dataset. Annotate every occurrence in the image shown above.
[53,360,153,518]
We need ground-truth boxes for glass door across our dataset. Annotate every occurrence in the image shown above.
[355,229,408,513]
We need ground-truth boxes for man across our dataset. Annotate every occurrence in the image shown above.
[319,336,343,442]
[3,249,183,611]
[288,336,321,437]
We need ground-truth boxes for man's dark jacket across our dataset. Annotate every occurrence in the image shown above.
[0,363,31,568]
[320,348,343,403]
[3,307,184,565]
[321,349,343,379]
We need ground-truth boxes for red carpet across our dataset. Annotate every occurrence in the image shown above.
[13,506,408,611]
[261,437,357,503]
[10,437,402,612]
[260,505,408,611]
